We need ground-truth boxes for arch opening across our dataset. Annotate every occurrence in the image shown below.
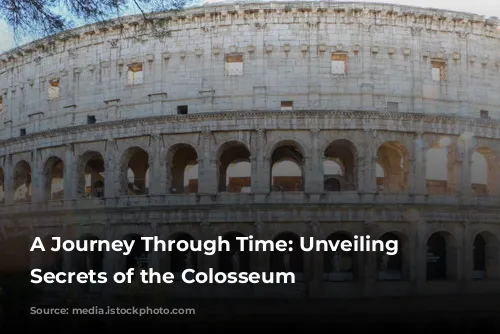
[40,235,63,273]
[471,148,496,196]
[219,232,250,272]
[75,235,104,292]
[473,232,500,280]
[323,232,356,281]
[323,140,357,191]
[377,232,407,281]
[122,147,149,196]
[426,138,454,195]
[0,168,4,204]
[217,142,251,193]
[170,233,198,279]
[44,156,64,200]
[376,142,409,193]
[270,232,303,280]
[123,234,148,279]
[271,142,304,192]
[13,160,31,202]
[426,232,457,281]
[78,151,105,198]
[168,144,198,194]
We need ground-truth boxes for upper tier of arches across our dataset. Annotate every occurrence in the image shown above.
[0,122,498,206]
[0,2,499,140]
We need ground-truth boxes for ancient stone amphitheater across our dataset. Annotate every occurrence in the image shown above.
[0,1,500,307]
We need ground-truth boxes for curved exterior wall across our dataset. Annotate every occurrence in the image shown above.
[0,1,499,137]
[0,1,500,300]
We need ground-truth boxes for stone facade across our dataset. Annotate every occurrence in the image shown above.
[0,2,500,299]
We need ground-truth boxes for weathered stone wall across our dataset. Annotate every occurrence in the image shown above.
[0,2,500,299]
[0,2,499,140]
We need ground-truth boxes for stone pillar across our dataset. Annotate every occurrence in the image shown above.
[411,27,424,114]
[104,139,119,198]
[414,219,427,292]
[103,222,118,295]
[356,155,365,193]
[251,128,270,195]
[457,33,471,117]
[199,221,215,297]
[31,149,44,202]
[4,155,13,205]
[360,22,374,110]
[198,129,217,194]
[308,220,323,297]
[362,129,377,195]
[462,222,473,287]
[147,222,160,271]
[362,220,378,296]
[252,220,268,297]
[305,129,322,193]
[460,140,473,198]
[147,135,166,196]
[412,132,426,196]
[63,144,75,200]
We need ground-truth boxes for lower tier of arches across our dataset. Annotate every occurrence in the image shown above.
[0,213,496,298]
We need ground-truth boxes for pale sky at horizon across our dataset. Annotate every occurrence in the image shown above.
[0,0,498,53]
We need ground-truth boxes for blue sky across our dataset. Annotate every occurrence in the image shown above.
[0,0,498,53]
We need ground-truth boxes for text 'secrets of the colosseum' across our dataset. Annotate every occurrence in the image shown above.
[0,1,500,298]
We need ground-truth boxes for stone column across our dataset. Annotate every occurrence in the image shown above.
[252,220,268,297]
[199,221,215,297]
[362,220,378,296]
[461,221,473,289]
[356,155,365,193]
[305,129,322,193]
[411,27,424,114]
[413,219,427,293]
[147,222,160,271]
[4,155,13,205]
[362,129,377,195]
[104,139,119,198]
[308,220,323,297]
[147,134,166,196]
[102,220,125,295]
[63,144,75,200]
[360,18,374,110]
[251,128,270,196]
[460,139,473,198]
[457,33,471,117]
[31,149,44,202]
[412,132,426,196]
[197,129,217,195]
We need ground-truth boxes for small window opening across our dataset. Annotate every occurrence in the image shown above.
[225,54,243,76]
[431,61,446,82]
[387,102,399,112]
[281,101,293,111]
[480,110,489,119]
[87,115,96,124]
[177,105,188,115]
[331,53,347,74]
[20,128,26,136]
[48,79,60,100]
[127,63,144,85]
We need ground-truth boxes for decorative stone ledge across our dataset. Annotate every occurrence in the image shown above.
[1,110,499,149]
[0,1,498,70]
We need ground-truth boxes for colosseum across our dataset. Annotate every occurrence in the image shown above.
[1,0,500,327]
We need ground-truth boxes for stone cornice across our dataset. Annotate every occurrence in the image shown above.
[1,201,500,222]
[0,1,498,70]
[1,110,499,150]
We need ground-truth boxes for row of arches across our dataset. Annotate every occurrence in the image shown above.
[0,136,496,202]
[38,230,499,284]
